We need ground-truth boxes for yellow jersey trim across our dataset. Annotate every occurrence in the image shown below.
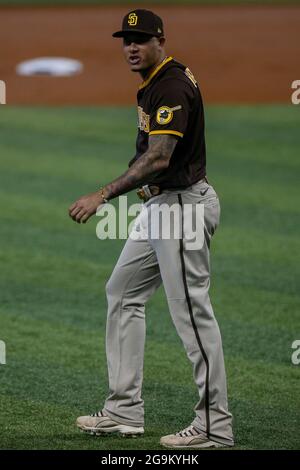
[139,56,173,90]
[149,130,184,138]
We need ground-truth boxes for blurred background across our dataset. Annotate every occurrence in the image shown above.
[0,0,299,450]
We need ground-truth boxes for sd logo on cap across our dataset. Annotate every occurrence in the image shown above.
[128,13,138,26]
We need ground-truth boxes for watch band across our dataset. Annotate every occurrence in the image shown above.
[98,187,109,203]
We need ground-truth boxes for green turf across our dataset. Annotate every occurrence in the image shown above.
[0,0,298,7]
[0,105,299,450]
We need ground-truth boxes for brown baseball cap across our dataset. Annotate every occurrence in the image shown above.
[112,9,164,38]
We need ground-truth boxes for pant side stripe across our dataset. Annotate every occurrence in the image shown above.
[177,193,211,438]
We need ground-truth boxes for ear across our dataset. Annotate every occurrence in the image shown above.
[158,37,166,48]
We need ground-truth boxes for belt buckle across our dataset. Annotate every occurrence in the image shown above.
[136,185,152,202]
[137,187,147,202]
[137,184,160,202]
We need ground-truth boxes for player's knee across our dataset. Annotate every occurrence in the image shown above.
[105,273,128,303]
[105,275,118,298]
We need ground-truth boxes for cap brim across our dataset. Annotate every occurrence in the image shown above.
[112,29,160,38]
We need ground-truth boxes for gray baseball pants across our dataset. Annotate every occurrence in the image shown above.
[103,179,234,445]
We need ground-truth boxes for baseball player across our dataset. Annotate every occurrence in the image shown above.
[69,9,234,449]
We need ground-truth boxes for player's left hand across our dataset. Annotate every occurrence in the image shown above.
[69,191,104,224]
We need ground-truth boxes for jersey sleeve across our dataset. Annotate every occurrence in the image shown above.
[149,80,192,138]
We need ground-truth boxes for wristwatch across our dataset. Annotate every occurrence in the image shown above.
[98,187,109,203]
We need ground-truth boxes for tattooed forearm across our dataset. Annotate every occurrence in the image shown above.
[104,134,178,200]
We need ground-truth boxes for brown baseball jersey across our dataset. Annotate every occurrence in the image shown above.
[129,56,207,189]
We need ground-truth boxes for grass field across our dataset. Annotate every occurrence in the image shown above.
[0,105,299,450]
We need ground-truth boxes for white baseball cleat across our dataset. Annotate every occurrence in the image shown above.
[160,425,234,449]
[76,410,144,437]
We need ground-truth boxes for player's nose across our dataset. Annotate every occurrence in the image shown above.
[128,42,139,51]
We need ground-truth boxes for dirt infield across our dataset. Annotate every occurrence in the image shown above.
[0,5,299,104]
